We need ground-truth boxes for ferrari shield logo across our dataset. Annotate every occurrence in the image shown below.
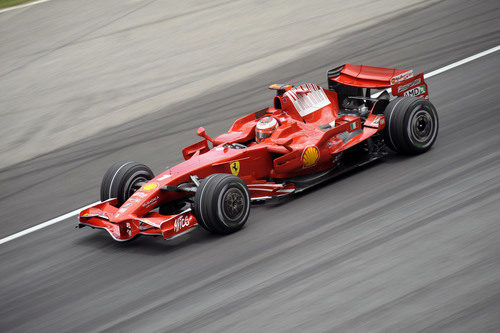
[230,161,240,176]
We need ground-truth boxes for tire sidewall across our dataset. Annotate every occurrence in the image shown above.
[216,181,251,229]
[384,97,439,154]
[116,169,152,204]
[403,100,439,152]
[100,161,154,205]
[193,174,251,234]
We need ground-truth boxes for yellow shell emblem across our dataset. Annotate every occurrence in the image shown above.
[142,183,158,191]
[230,161,240,176]
[302,146,319,167]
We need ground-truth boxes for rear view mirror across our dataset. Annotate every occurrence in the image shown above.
[197,127,214,144]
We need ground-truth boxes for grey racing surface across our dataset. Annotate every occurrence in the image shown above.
[1,1,500,332]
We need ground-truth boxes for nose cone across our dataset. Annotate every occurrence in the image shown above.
[110,181,163,222]
[109,202,137,222]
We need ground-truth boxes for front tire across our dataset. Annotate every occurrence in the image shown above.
[192,174,251,235]
[384,97,439,154]
[100,161,154,205]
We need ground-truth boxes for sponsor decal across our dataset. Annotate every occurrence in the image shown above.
[82,213,89,217]
[142,182,158,191]
[404,84,426,97]
[350,122,357,130]
[174,215,192,232]
[142,195,159,208]
[284,83,331,117]
[397,78,421,93]
[128,197,140,202]
[157,174,172,181]
[122,203,132,208]
[230,161,240,176]
[302,146,320,167]
[371,116,386,126]
[132,192,148,198]
[390,70,414,85]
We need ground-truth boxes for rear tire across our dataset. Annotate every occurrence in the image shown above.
[384,97,439,154]
[100,161,154,205]
[192,174,250,235]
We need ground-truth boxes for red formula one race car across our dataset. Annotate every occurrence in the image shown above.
[79,64,438,241]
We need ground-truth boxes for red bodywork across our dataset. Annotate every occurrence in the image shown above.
[79,64,429,241]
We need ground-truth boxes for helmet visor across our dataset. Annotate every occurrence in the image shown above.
[256,130,272,142]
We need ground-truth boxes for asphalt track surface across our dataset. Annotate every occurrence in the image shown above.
[1,1,500,332]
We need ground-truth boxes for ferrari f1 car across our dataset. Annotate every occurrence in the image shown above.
[79,64,438,241]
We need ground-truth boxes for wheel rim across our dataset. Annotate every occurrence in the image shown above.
[221,187,246,222]
[410,108,434,144]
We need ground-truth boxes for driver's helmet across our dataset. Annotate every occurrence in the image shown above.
[256,116,279,143]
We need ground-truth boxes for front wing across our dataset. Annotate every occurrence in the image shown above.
[78,182,296,241]
[78,199,197,241]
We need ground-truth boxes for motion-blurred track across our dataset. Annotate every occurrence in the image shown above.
[1,1,500,332]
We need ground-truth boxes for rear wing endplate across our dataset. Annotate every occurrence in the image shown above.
[390,72,429,99]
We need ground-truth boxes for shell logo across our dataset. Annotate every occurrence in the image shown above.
[142,182,158,191]
[302,146,320,167]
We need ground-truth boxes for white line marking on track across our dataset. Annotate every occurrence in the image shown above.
[425,45,500,78]
[0,44,499,246]
[0,0,52,14]
[0,201,99,245]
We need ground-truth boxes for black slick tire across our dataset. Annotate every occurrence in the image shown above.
[192,174,250,235]
[100,161,154,205]
[384,96,439,154]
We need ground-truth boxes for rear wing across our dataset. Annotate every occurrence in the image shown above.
[327,64,428,99]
